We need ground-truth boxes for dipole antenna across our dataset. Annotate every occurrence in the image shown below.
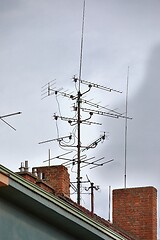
[77,0,86,205]
[124,67,130,188]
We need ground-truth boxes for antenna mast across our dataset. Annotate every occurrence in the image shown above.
[77,0,86,205]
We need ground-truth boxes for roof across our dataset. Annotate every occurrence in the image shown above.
[60,195,137,240]
[0,164,136,240]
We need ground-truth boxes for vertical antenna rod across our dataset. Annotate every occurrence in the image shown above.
[77,0,86,204]
[124,66,130,188]
[48,149,51,166]
[78,0,85,90]
[108,186,111,221]
[85,179,99,214]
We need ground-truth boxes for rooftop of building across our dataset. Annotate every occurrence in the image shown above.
[0,163,137,240]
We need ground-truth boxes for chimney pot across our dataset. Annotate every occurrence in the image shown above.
[24,160,29,172]
[19,162,25,172]
[32,168,38,177]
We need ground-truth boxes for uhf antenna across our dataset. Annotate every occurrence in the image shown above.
[124,67,130,188]
[0,112,22,131]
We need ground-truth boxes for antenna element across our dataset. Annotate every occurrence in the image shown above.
[124,66,130,188]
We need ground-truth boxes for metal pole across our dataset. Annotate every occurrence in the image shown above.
[77,0,85,205]
[124,67,129,188]
[48,149,51,166]
[108,186,111,221]
[77,91,81,204]
[91,182,94,214]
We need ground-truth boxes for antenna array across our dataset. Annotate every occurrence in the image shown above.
[39,0,131,205]
[40,72,129,204]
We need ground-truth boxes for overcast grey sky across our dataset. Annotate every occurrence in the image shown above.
[0,0,160,234]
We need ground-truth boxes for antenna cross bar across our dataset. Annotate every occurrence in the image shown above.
[74,77,122,93]
[81,107,132,120]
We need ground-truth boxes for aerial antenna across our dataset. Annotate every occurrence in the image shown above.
[0,112,22,131]
[40,2,131,206]
[124,66,130,188]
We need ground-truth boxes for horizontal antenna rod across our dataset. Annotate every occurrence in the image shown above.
[43,151,72,163]
[81,157,104,168]
[73,76,122,93]
[0,112,22,131]
[81,107,132,120]
[90,159,114,169]
[81,98,121,114]
[53,114,101,125]
[39,135,72,144]
[0,112,22,119]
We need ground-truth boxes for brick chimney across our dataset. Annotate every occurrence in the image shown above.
[32,165,70,198]
[113,187,157,240]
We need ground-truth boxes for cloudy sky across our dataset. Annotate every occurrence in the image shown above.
[0,0,160,234]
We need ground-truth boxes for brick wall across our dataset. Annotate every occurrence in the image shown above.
[36,180,55,194]
[18,172,37,184]
[32,165,70,198]
[113,187,157,240]
[18,171,55,194]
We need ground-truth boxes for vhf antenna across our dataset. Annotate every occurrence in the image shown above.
[0,112,22,131]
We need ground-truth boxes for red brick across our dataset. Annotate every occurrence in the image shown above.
[32,165,70,198]
[113,187,157,240]
[18,172,37,184]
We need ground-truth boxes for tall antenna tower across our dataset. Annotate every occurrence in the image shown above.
[40,1,131,204]
[77,0,86,206]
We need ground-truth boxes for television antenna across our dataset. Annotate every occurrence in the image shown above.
[40,0,131,205]
[0,112,22,131]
